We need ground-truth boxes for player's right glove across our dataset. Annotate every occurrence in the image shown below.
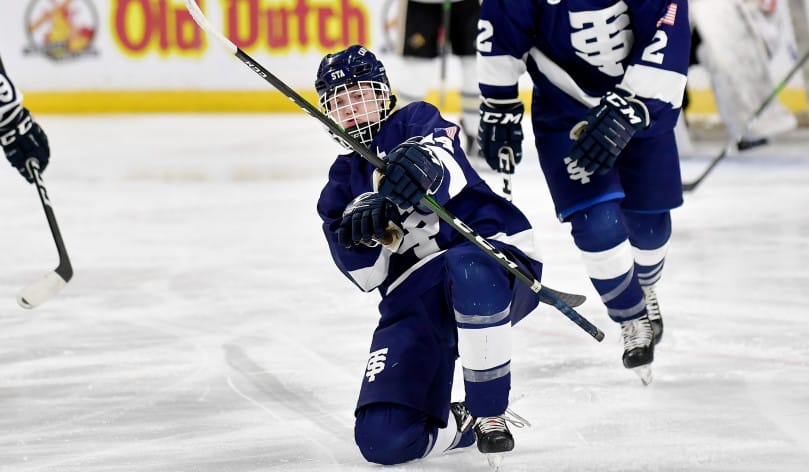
[1,107,50,183]
[337,192,403,249]
[477,98,524,173]
[568,86,649,175]
[378,141,444,209]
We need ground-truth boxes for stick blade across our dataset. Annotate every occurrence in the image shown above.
[18,271,68,309]
[539,287,587,307]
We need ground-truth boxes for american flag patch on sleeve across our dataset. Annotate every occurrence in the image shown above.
[436,126,458,141]
[657,3,678,28]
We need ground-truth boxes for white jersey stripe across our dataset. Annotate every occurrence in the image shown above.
[477,54,526,88]
[622,64,687,107]
[527,48,600,108]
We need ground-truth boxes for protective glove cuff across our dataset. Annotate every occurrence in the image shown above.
[607,85,650,130]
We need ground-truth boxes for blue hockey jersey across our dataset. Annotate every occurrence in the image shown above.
[317,102,542,295]
[478,0,690,135]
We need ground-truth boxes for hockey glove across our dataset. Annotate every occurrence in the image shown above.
[569,86,649,175]
[1,107,50,183]
[477,98,524,173]
[337,192,403,249]
[378,142,444,209]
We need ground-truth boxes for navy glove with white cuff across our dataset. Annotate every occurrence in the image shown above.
[477,98,524,173]
[1,107,50,183]
[569,86,649,175]
[337,192,403,249]
[378,142,444,209]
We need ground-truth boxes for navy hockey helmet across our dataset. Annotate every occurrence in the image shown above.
[315,45,397,148]
[315,45,390,99]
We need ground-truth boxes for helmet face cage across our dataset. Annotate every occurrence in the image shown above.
[319,80,393,148]
[314,45,395,149]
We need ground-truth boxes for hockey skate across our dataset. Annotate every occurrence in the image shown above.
[621,314,655,385]
[445,402,476,452]
[474,415,514,471]
[642,285,663,344]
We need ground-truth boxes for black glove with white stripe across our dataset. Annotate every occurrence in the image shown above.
[338,192,403,249]
[378,142,444,209]
[477,98,524,173]
[1,107,50,183]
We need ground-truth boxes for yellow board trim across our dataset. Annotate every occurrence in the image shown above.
[24,90,322,114]
[685,88,809,114]
[23,88,809,114]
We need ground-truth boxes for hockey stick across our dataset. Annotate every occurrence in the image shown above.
[683,47,809,192]
[184,0,603,342]
[437,0,451,109]
[498,146,515,201]
[17,158,73,308]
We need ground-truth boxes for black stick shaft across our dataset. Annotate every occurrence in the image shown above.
[26,159,73,281]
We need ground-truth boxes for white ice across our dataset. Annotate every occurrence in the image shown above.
[1,114,808,472]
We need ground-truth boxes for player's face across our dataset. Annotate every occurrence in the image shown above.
[325,83,383,129]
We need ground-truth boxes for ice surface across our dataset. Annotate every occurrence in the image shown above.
[1,114,808,471]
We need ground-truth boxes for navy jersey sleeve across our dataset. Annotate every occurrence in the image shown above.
[477,0,536,100]
[317,155,393,293]
[621,0,690,137]
[0,55,24,129]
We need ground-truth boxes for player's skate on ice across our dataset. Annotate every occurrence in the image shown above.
[450,402,530,470]
[474,415,514,470]
[643,285,664,344]
[621,313,655,385]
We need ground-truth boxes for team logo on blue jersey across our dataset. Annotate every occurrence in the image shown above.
[564,156,594,184]
[365,347,389,382]
[569,1,634,77]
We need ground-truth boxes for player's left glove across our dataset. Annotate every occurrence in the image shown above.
[378,141,444,209]
[1,107,50,183]
[569,86,649,175]
[337,192,403,249]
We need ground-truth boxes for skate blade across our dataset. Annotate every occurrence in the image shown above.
[486,453,504,471]
[632,365,653,386]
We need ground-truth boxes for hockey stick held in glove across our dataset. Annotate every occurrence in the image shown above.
[683,48,809,192]
[17,158,73,308]
[184,0,604,342]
